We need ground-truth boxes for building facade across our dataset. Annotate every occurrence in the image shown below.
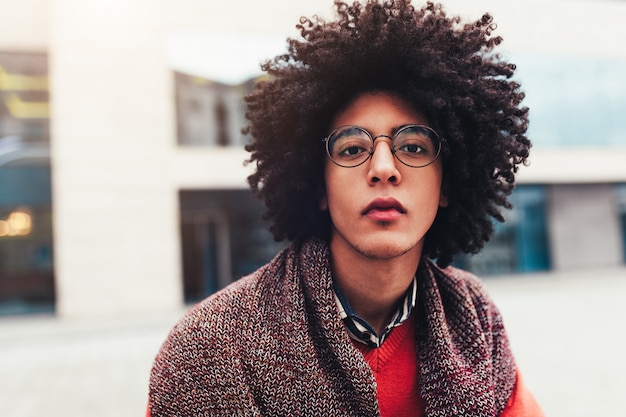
[0,0,625,318]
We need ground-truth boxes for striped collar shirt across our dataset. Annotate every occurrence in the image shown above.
[333,276,418,348]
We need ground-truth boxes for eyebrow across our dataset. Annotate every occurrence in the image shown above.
[390,124,414,136]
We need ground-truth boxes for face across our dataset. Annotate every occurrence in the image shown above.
[321,91,447,261]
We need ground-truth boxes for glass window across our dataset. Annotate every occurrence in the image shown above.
[617,184,626,263]
[0,51,53,315]
[514,53,626,148]
[167,31,286,147]
[0,166,54,314]
[179,190,285,303]
[174,72,255,146]
[456,185,551,275]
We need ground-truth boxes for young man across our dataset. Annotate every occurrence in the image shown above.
[149,1,544,415]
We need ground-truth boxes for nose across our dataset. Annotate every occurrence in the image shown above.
[367,137,402,184]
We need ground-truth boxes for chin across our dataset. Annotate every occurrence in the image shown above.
[353,239,419,261]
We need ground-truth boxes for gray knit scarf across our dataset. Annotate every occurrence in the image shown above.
[150,238,516,416]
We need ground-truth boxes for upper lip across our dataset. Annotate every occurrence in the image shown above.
[361,197,407,215]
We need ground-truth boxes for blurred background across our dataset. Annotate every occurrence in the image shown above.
[0,0,625,416]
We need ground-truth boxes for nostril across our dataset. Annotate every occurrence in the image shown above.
[389,175,397,183]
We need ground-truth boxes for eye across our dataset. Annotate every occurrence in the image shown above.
[338,143,369,157]
[397,143,426,154]
[394,126,438,160]
[328,126,372,163]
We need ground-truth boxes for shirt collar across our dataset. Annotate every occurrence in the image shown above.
[333,275,418,348]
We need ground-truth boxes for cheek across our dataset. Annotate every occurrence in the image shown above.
[323,173,359,220]
[407,169,445,212]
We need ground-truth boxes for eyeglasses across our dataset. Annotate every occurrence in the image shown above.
[323,124,443,168]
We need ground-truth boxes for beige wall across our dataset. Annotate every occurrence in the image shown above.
[2,0,625,317]
[548,184,623,269]
[0,0,49,51]
[49,0,181,317]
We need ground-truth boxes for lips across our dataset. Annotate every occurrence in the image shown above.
[362,197,406,220]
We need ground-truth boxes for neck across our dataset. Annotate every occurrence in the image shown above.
[329,238,421,334]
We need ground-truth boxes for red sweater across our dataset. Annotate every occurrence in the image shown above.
[353,314,544,417]
[147,316,543,417]
[147,313,543,417]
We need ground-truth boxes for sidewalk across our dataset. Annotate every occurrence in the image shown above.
[484,266,626,417]
[0,310,183,417]
[1,266,625,417]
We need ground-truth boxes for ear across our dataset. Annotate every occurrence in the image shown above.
[439,192,448,208]
[319,194,328,211]
[439,180,449,207]
[317,182,328,210]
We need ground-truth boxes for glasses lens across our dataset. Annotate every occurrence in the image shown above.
[327,126,372,167]
[393,126,441,167]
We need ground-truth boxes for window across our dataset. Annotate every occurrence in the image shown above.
[515,54,626,147]
[617,184,626,263]
[456,185,551,275]
[179,190,285,302]
[0,51,53,315]
[174,72,255,146]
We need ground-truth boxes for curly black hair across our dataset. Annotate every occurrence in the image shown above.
[244,0,530,267]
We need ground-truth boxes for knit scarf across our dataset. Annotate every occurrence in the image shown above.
[149,238,516,417]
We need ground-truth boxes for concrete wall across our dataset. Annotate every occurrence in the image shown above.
[548,184,623,270]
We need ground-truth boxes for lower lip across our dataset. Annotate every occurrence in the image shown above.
[364,208,403,221]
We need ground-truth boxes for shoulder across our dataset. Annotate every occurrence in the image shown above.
[419,259,519,413]
[160,245,292,353]
[421,259,504,333]
[501,369,546,417]
[149,247,295,414]
[150,271,263,381]
[424,260,494,305]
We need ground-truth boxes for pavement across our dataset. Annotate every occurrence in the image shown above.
[1,266,625,417]
[484,266,626,417]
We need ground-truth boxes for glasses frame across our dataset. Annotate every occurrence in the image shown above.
[323,124,444,168]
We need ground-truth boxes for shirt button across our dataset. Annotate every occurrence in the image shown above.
[361,331,372,340]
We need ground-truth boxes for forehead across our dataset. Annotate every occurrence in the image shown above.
[331,91,429,131]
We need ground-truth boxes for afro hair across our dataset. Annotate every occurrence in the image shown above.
[244,0,530,267]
